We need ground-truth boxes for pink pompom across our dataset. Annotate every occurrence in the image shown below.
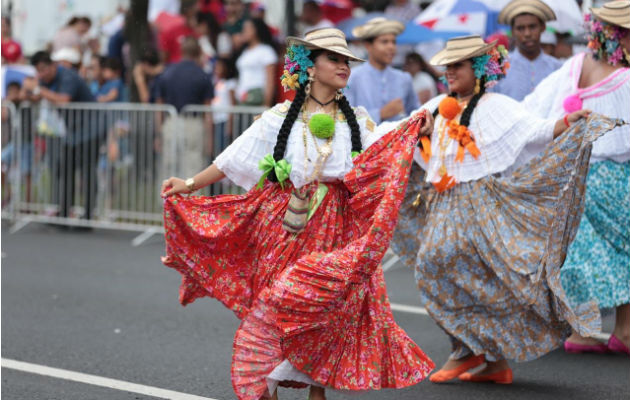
[563,94,583,113]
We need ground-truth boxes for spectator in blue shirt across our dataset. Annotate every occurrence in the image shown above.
[22,51,97,223]
[345,18,420,123]
[156,37,214,186]
[155,37,214,111]
[97,57,125,102]
[493,0,562,100]
[22,51,94,104]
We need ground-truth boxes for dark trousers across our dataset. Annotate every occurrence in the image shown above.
[52,137,99,220]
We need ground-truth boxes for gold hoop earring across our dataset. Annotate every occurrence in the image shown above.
[623,48,630,65]
[474,78,481,94]
[335,89,343,101]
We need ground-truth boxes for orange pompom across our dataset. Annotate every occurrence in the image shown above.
[438,96,461,120]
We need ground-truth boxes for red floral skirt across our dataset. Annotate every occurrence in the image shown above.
[162,114,434,399]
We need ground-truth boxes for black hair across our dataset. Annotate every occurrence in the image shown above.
[459,77,486,127]
[78,16,92,27]
[139,48,160,66]
[96,55,107,68]
[7,81,21,90]
[103,57,123,73]
[216,56,238,80]
[31,51,53,66]
[510,13,545,29]
[196,11,220,50]
[431,77,487,127]
[267,50,363,183]
[248,17,274,47]
[405,51,442,82]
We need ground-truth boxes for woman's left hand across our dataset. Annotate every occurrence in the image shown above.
[419,110,434,137]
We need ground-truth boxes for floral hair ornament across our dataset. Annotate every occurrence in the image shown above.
[470,44,510,89]
[584,13,630,67]
[563,12,630,113]
[281,45,314,91]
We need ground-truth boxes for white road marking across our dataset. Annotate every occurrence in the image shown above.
[1,358,217,400]
[1,305,613,400]
[390,302,429,315]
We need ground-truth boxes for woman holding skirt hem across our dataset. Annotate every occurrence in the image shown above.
[391,35,623,384]
[161,28,435,399]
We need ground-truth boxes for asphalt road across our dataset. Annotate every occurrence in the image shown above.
[2,223,629,400]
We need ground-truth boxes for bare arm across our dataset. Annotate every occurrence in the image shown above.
[553,110,591,138]
[97,88,119,103]
[133,64,150,103]
[161,163,226,197]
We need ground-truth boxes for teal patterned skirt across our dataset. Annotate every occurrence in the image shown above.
[561,160,630,309]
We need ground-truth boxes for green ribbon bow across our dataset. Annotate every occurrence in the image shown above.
[257,154,292,189]
[351,150,363,159]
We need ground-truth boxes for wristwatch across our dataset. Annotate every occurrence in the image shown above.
[185,177,196,193]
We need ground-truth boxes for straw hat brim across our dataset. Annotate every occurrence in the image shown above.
[286,36,365,62]
[351,20,405,40]
[429,40,497,66]
[591,1,630,30]
[497,0,557,25]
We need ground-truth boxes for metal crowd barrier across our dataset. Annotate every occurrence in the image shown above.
[179,104,265,196]
[2,100,18,219]
[1,102,266,244]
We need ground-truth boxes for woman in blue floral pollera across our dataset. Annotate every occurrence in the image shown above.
[392,35,624,384]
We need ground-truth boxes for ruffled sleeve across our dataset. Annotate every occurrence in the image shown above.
[214,103,286,190]
[417,93,556,182]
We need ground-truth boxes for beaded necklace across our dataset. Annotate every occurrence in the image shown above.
[301,101,337,182]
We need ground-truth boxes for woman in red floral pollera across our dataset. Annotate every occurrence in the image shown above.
[160,28,435,400]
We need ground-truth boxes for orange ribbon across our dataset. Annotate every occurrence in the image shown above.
[419,136,432,163]
[446,120,480,162]
[432,173,457,193]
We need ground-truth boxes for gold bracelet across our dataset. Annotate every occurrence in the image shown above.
[185,177,196,192]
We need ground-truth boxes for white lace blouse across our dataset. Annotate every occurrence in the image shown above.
[390,93,556,183]
[522,52,630,163]
[214,101,384,190]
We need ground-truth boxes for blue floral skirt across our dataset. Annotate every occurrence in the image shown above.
[561,160,630,309]
[392,115,623,362]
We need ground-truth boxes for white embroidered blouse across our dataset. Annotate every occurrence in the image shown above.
[522,52,630,163]
[382,93,556,183]
[214,101,384,190]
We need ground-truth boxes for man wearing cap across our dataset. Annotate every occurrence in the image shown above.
[345,17,420,123]
[493,0,562,101]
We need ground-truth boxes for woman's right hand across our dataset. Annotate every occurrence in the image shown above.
[567,109,591,124]
[161,177,189,197]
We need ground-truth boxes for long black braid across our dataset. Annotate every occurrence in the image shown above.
[336,94,363,153]
[267,51,363,182]
[267,85,308,182]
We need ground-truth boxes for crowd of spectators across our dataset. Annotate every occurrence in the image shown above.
[2,0,582,216]
[1,0,449,113]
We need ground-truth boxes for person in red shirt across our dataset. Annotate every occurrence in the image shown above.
[1,17,23,64]
[158,1,199,64]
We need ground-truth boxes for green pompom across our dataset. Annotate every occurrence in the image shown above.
[308,114,335,139]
